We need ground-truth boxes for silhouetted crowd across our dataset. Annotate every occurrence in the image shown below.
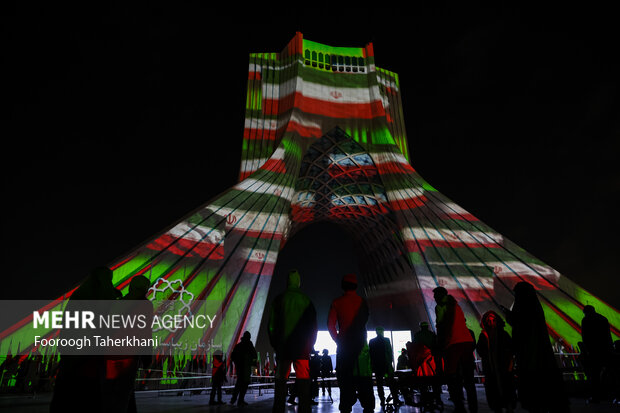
[1,268,618,413]
[260,271,619,413]
[48,266,152,413]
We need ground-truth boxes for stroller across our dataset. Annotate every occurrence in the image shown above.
[387,341,444,413]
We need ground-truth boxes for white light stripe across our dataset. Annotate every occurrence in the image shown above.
[244,112,322,132]
[401,227,503,245]
[270,147,286,160]
[240,248,279,263]
[418,262,561,284]
[240,159,266,174]
[166,222,223,244]
[437,202,472,216]
[386,188,425,202]
[234,179,295,202]
[263,76,381,104]
[370,152,409,166]
[486,261,561,280]
[244,117,278,131]
[376,75,400,92]
[248,58,302,74]
[416,275,493,291]
[211,207,290,235]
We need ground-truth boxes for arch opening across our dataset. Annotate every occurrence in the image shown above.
[255,221,360,356]
[280,128,426,335]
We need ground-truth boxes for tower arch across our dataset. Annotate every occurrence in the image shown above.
[290,127,425,330]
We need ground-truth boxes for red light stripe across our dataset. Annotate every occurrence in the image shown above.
[388,196,428,211]
[445,212,479,221]
[377,161,415,175]
[284,120,323,138]
[243,128,277,140]
[405,239,502,253]
[0,291,77,340]
[263,92,386,119]
[259,159,286,173]
[110,254,135,271]
[147,234,224,260]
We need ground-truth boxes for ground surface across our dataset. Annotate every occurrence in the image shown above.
[0,386,618,412]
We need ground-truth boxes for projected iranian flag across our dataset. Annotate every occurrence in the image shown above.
[2,33,618,366]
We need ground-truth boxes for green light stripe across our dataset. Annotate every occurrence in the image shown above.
[302,39,364,58]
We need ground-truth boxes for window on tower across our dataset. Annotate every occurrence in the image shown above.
[302,50,365,73]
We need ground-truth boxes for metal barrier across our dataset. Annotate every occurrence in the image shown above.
[134,372,279,396]
[0,351,589,396]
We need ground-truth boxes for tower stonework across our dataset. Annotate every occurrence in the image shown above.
[2,33,618,358]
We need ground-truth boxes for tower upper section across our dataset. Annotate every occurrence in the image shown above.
[301,38,373,73]
[239,32,408,181]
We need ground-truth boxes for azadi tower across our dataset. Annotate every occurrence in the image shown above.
[2,33,618,358]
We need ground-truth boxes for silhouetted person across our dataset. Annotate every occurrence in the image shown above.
[268,270,317,413]
[50,266,121,413]
[580,304,613,402]
[328,273,374,413]
[209,350,226,405]
[396,348,409,371]
[369,327,398,406]
[612,340,620,405]
[104,275,153,413]
[310,350,321,404]
[69,266,123,301]
[503,281,568,413]
[411,322,442,403]
[464,328,478,412]
[476,310,516,413]
[230,331,257,406]
[433,286,477,413]
[320,349,334,401]
[413,321,438,357]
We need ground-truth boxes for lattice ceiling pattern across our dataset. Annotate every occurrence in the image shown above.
[294,128,388,223]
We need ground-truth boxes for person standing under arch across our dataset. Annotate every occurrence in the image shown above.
[433,286,477,413]
[369,327,398,407]
[328,273,374,413]
[268,269,318,413]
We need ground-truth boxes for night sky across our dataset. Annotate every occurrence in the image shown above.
[3,5,619,317]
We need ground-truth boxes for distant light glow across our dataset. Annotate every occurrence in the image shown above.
[313,330,412,368]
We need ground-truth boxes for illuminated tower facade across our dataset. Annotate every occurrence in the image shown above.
[2,33,618,359]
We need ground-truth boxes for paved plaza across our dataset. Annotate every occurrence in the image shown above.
[1,386,618,413]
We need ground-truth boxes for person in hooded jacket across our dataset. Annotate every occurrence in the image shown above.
[503,281,569,413]
[476,310,515,413]
[268,269,317,413]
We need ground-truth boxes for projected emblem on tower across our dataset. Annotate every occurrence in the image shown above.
[2,32,618,360]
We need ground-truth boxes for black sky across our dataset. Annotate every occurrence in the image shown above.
[3,5,619,310]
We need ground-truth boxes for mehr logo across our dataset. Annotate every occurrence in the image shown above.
[34,311,96,329]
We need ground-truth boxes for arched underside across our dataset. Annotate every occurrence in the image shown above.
[290,128,421,330]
